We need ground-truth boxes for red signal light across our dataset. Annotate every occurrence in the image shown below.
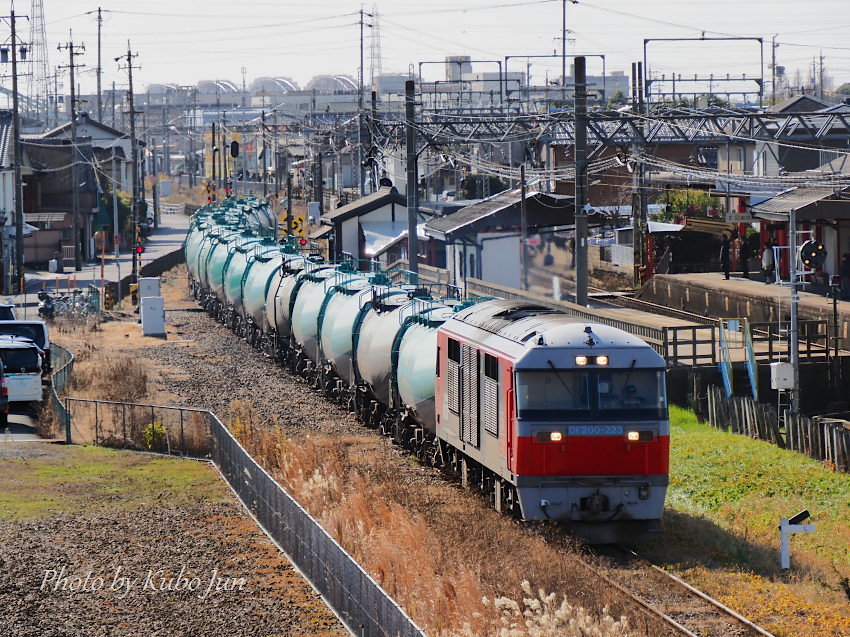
[299,238,307,246]
[134,244,145,255]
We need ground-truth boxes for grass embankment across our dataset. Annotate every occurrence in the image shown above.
[655,405,850,637]
[0,445,226,520]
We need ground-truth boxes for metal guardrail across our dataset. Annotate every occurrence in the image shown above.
[750,320,830,361]
[63,397,425,637]
[48,343,74,437]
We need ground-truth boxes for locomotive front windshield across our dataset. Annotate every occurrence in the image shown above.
[516,369,666,420]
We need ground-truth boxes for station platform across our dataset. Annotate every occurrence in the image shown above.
[639,272,850,348]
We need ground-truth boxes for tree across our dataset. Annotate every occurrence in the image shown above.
[608,90,626,107]
[653,188,719,223]
[836,83,850,96]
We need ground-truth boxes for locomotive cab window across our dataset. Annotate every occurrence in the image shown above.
[597,369,666,417]
[516,370,591,419]
[447,338,460,363]
[515,368,666,421]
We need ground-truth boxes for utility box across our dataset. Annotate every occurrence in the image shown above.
[770,362,794,391]
[141,296,166,337]
[139,277,161,299]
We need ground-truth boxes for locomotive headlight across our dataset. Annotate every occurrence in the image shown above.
[535,431,564,442]
[596,355,609,365]
[575,355,588,366]
[627,430,654,442]
[627,430,640,441]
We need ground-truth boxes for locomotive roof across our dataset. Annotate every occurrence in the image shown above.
[449,299,660,351]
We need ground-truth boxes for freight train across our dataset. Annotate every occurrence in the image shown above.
[184,198,669,542]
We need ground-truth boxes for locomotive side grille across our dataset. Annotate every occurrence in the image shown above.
[482,377,499,437]
[461,345,480,448]
[447,360,459,414]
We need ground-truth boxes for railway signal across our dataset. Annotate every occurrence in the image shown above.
[799,239,826,269]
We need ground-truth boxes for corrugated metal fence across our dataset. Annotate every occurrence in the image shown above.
[706,385,850,472]
[63,397,425,637]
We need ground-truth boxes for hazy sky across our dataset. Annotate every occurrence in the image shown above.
[33,0,850,93]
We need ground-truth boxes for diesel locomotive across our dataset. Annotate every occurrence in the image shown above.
[184,197,669,542]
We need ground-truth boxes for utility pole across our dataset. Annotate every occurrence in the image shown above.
[286,172,292,236]
[358,8,372,197]
[211,121,217,192]
[58,33,85,272]
[405,80,418,276]
[95,7,102,120]
[261,110,268,198]
[116,42,140,281]
[520,163,528,290]
[771,35,778,104]
[272,109,279,198]
[561,1,577,101]
[789,207,800,416]
[8,10,29,291]
[574,56,588,307]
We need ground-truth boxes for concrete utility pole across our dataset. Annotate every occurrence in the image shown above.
[8,10,28,290]
[116,42,140,281]
[405,80,418,276]
[261,110,268,198]
[211,121,217,192]
[59,32,85,272]
[95,7,102,120]
[574,56,588,307]
[286,172,292,236]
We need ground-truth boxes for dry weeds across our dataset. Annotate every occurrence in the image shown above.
[228,401,640,637]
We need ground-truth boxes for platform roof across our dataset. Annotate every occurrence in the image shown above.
[750,186,850,221]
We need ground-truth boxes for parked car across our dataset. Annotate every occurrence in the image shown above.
[0,336,44,404]
[0,321,50,373]
[0,302,16,321]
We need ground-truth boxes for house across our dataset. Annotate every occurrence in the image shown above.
[424,188,574,291]
[40,113,132,190]
[23,138,100,267]
[318,185,428,264]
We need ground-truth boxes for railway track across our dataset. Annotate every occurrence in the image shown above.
[588,546,775,637]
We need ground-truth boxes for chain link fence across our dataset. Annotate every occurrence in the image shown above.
[64,397,425,637]
[48,343,74,438]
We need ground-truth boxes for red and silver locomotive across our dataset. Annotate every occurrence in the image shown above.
[435,300,669,542]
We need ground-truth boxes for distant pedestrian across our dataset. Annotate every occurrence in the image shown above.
[762,240,775,284]
[719,234,731,280]
[841,253,850,300]
[739,236,750,279]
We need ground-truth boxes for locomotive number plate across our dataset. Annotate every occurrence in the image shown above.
[567,425,624,436]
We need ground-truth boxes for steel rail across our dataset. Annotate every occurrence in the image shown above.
[646,562,777,637]
[608,547,778,637]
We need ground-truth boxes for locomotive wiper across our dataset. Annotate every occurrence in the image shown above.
[547,359,572,396]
